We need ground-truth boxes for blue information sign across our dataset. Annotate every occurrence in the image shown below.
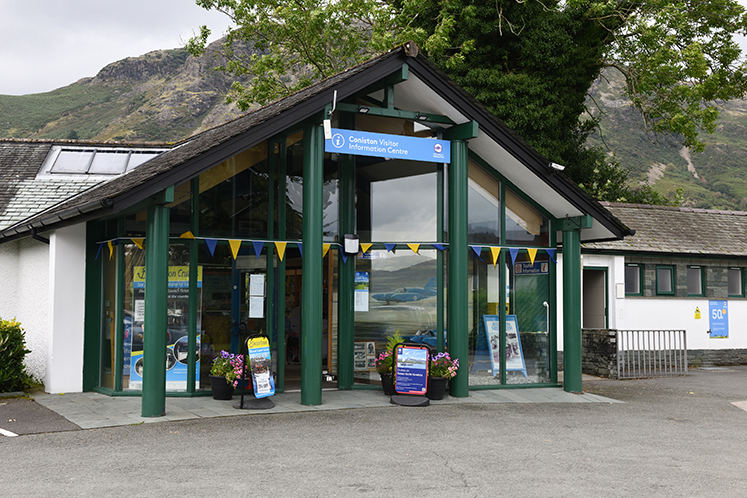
[709,300,729,338]
[325,128,451,163]
[394,344,429,395]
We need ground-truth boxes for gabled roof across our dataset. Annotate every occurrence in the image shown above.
[583,202,747,257]
[0,43,631,244]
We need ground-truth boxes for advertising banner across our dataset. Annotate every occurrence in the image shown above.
[709,300,729,338]
[394,344,429,395]
[247,336,275,398]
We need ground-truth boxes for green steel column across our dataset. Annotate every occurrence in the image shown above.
[142,204,170,417]
[337,150,355,389]
[187,177,199,393]
[301,123,324,405]
[448,140,469,397]
[560,216,591,393]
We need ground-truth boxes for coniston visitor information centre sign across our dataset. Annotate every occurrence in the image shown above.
[325,128,451,163]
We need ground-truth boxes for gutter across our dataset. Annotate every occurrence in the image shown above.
[0,198,114,243]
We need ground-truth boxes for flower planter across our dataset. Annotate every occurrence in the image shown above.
[210,375,235,400]
[426,376,448,400]
[380,373,395,395]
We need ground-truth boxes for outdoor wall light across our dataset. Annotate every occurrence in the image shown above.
[549,162,566,171]
[416,112,429,121]
[343,234,360,254]
[357,106,370,114]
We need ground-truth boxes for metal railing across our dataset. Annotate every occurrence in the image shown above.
[617,330,687,379]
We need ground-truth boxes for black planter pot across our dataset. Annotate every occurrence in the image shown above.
[210,375,235,400]
[380,373,395,395]
[427,376,448,400]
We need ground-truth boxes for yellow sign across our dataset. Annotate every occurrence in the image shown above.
[695,307,701,320]
[133,266,203,286]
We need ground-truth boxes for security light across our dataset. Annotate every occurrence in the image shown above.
[549,162,565,171]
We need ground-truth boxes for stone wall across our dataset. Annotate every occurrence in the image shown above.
[688,349,747,367]
[581,329,618,378]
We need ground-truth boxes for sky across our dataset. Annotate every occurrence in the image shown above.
[0,0,233,95]
[2,1,747,96]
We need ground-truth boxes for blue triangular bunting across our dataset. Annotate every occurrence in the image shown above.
[384,243,396,252]
[253,241,264,259]
[509,248,519,265]
[95,243,104,260]
[297,242,302,257]
[545,248,556,263]
[471,245,484,261]
[341,251,349,263]
[432,243,445,251]
[205,238,218,257]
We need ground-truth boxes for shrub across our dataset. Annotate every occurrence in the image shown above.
[0,318,33,393]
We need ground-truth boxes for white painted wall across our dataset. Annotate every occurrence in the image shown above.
[0,237,50,382]
[47,224,87,393]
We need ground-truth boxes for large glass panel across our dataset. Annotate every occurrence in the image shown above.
[355,158,438,242]
[198,143,271,239]
[99,243,118,389]
[169,181,192,237]
[88,150,129,174]
[353,249,438,385]
[468,252,552,385]
[122,244,145,391]
[468,160,500,244]
[505,188,549,246]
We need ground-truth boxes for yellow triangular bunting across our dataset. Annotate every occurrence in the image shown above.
[360,243,373,254]
[323,243,331,258]
[407,243,420,255]
[179,231,195,239]
[490,247,501,267]
[275,242,287,261]
[131,238,144,250]
[228,239,241,260]
[527,248,538,265]
[108,241,114,260]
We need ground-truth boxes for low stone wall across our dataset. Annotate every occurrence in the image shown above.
[581,329,617,378]
[688,349,747,368]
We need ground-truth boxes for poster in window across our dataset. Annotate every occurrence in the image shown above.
[483,314,527,377]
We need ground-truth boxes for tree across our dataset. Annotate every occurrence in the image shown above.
[188,0,747,204]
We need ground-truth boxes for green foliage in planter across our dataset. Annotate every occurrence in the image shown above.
[0,318,33,393]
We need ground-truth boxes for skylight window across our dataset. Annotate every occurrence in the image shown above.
[40,146,167,177]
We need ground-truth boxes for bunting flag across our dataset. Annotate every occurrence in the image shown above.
[432,243,446,251]
[228,239,242,260]
[509,247,519,265]
[470,245,483,261]
[204,238,218,257]
[179,231,195,239]
[131,238,144,250]
[546,248,557,263]
[527,248,538,265]
[252,241,264,259]
[323,243,331,258]
[360,243,372,254]
[95,243,104,260]
[341,251,349,263]
[490,247,501,267]
[407,243,420,255]
[275,241,287,261]
[108,240,114,260]
[297,242,302,257]
[384,243,396,252]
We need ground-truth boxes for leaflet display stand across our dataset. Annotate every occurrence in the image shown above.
[234,333,275,410]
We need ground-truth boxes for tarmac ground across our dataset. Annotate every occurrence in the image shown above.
[1,368,746,497]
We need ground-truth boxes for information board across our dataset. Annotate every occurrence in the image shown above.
[247,336,275,398]
[394,344,429,395]
[483,315,527,377]
[325,128,451,163]
[709,300,729,338]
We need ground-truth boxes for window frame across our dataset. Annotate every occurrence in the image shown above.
[686,265,705,297]
[728,267,744,298]
[624,263,643,296]
[656,265,675,296]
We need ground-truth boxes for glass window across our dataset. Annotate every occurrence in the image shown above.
[728,268,743,297]
[51,149,95,173]
[505,188,549,246]
[198,143,271,239]
[468,160,500,244]
[88,151,130,174]
[687,266,704,296]
[625,264,641,295]
[353,249,438,386]
[656,266,674,295]
[169,181,192,237]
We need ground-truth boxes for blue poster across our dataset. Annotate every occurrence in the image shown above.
[247,336,275,398]
[394,344,429,395]
[325,128,451,163]
[709,300,729,338]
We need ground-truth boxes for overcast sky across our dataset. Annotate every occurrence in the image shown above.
[2,1,747,96]
[0,0,233,95]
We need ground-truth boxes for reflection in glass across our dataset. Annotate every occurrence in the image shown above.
[505,188,549,246]
[353,249,438,385]
[468,160,500,244]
